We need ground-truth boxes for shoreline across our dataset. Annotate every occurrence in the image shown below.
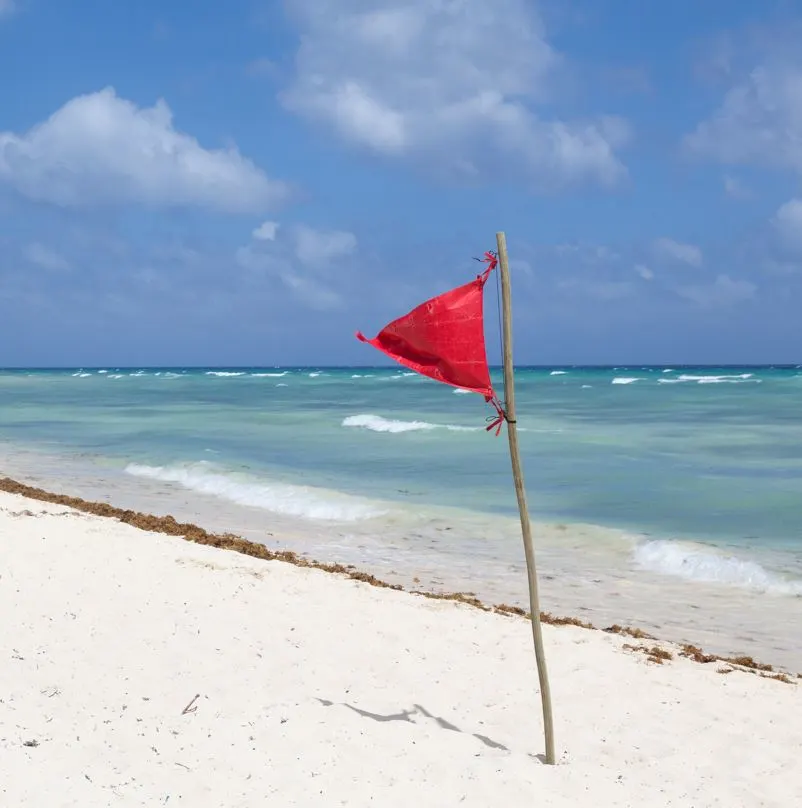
[2,473,798,681]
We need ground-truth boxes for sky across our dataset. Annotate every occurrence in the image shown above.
[2,0,802,366]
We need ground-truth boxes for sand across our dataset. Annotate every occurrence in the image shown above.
[1,490,800,807]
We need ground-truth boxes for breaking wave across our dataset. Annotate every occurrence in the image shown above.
[633,540,802,596]
[612,377,642,385]
[342,414,479,433]
[124,462,384,522]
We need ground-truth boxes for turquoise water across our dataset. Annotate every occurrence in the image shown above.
[1,365,801,597]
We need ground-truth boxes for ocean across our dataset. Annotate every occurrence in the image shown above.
[1,365,801,668]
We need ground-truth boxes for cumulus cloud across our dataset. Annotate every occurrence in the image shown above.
[773,198,802,252]
[723,174,750,199]
[280,0,630,188]
[294,225,357,265]
[684,64,802,173]
[253,221,280,241]
[23,243,71,272]
[236,222,358,309]
[654,237,703,267]
[676,274,756,307]
[0,88,290,212]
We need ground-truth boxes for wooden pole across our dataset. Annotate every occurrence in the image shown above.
[496,231,556,765]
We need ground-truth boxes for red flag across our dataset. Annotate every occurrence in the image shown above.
[356,252,505,431]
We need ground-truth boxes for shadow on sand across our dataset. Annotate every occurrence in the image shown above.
[317,699,509,752]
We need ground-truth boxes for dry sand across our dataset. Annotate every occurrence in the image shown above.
[1,489,800,807]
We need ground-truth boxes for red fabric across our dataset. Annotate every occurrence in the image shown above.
[356,253,498,400]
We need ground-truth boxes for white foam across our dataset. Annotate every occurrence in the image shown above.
[72,372,91,378]
[662,368,674,373]
[205,371,245,377]
[309,372,323,378]
[633,540,802,596]
[612,377,642,385]
[251,372,288,377]
[681,373,755,384]
[550,370,567,376]
[97,370,108,374]
[658,373,759,385]
[124,462,384,522]
[343,414,478,433]
[453,388,472,395]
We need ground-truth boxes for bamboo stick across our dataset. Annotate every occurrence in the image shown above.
[495,230,556,765]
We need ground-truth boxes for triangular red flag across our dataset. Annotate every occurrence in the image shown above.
[357,254,504,432]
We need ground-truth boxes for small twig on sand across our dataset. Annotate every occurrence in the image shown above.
[181,694,200,715]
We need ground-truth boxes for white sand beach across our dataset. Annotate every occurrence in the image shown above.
[1,488,800,807]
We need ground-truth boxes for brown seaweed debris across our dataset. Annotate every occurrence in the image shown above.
[603,624,656,640]
[0,475,797,681]
[622,643,674,665]
[679,644,718,664]
[541,612,595,629]
[723,655,773,672]
[762,672,792,684]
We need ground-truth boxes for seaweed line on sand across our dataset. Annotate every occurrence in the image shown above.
[1,475,798,684]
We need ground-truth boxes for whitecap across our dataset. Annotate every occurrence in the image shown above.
[205,371,245,377]
[343,414,478,433]
[633,540,802,596]
[659,373,760,385]
[611,377,642,385]
[125,462,384,522]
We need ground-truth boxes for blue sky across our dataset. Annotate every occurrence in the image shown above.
[2,0,802,366]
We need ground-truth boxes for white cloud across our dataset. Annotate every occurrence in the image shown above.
[654,237,703,267]
[253,221,279,241]
[684,64,802,173]
[676,274,756,307]
[23,242,71,272]
[723,174,750,199]
[0,0,14,18]
[236,222,358,309]
[294,225,357,265]
[634,264,654,280]
[773,198,802,251]
[0,88,290,212]
[280,0,630,188]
